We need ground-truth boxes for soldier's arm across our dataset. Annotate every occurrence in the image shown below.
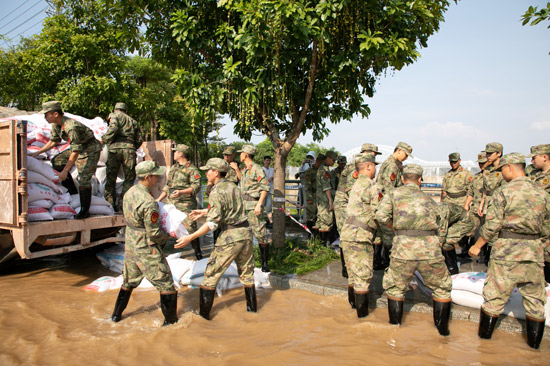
[144,201,171,244]
[375,192,393,228]
[101,116,118,145]
[436,203,450,246]
[186,167,201,196]
[476,191,505,246]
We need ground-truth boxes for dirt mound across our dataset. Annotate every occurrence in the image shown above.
[0,106,32,119]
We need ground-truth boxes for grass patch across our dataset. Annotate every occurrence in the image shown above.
[255,237,339,275]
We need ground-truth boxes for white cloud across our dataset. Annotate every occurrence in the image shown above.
[408,121,487,140]
[529,121,550,131]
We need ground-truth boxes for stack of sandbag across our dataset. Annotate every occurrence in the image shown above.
[70,193,115,216]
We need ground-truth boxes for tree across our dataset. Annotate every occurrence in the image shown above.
[522,2,550,53]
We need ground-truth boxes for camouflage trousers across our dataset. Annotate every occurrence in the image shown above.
[482,260,546,320]
[315,201,333,232]
[443,214,476,251]
[202,238,254,288]
[466,210,482,238]
[246,208,267,244]
[51,148,100,189]
[380,225,394,249]
[305,196,317,223]
[104,148,136,209]
[122,243,175,292]
[173,202,198,234]
[334,203,346,232]
[383,257,452,300]
[340,240,374,292]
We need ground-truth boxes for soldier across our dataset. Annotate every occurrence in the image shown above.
[526,144,550,283]
[331,155,347,191]
[100,102,143,212]
[441,152,472,205]
[29,101,101,219]
[222,145,242,184]
[468,153,550,349]
[174,158,255,320]
[339,154,380,318]
[316,151,338,246]
[376,164,452,336]
[304,153,325,235]
[110,161,178,326]
[439,202,475,274]
[461,153,489,257]
[376,141,413,268]
[296,151,315,215]
[238,145,270,272]
[157,144,203,260]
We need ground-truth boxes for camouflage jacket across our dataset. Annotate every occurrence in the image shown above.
[240,162,269,210]
[208,179,251,245]
[330,166,344,191]
[50,116,101,155]
[124,183,171,249]
[163,161,201,204]
[377,155,402,193]
[482,162,505,197]
[376,183,447,260]
[467,171,485,211]
[528,168,550,194]
[226,163,239,184]
[479,176,550,262]
[316,163,334,204]
[304,166,318,200]
[440,202,475,246]
[333,162,358,211]
[340,174,381,242]
[442,166,473,205]
[102,111,143,150]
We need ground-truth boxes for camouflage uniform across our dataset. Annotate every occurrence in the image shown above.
[240,160,269,244]
[528,168,550,194]
[481,163,505,213]
[315,162,334,232]
[376,167,452,301]
[102,106,143,209]
[340,173,380,292]
[163,160,201,234]
[304,164,319,224]
[122,180,173,292]
[50,116,101,189]
[466,165,485,235]
[440,202,475,251]
[442,154,473,207]
[202,178,254,288]
[478,173,550,320]
[334,162,359,231]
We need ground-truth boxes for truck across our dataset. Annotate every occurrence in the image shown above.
[0,118,174,263]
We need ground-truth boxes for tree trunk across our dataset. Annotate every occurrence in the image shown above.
[272,150,288,248]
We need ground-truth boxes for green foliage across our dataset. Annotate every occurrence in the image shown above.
[254,236,339,275]
[522,3,550,54]
[252,138,338,166]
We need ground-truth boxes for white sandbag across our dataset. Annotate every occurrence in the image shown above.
[189,258,240,287]
[26,156,59,181]
[28,206,54,221]
[30,140,45,148]
[98,145,109,166]
[168,257,195,283]
[50,203,76,219]
[254,268,271,289]
[26,146,48,160]
[29,199,54,209]
[28,183,69,204]
[84,276,124,292]
[79,204,115,216]
[27,171,63,193]
[70,194,113,209]
[451,272,486,295]
[96,244,125,273]
[157,202,189,239]
[450,289,484,309]
[64,113,108,141]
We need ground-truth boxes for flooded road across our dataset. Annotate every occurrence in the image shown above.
[0,250,548,366]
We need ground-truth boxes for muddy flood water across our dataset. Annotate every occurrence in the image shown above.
[0,250,548,366]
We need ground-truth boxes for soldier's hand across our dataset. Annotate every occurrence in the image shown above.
[188,209,207,221]
[477,206,484,217]
[170,190,181,199]
[28,152,39,158]
[57,170,68,182]
[468,245,481,257]
[254,204,262,216]
[230,162,239,170]
[174,235,192,249]
[328,203,334,211]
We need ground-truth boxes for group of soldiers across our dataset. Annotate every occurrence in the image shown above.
[303,141,550,349]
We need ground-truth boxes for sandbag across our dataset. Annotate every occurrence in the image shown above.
[27,171,64,194]
[81,205,115,216]
[50,203,76,219]
[70,194,112,209]
[26,156,59,181]
[28,206,54,221]
[158,202,189,239]
[29,199,54,209]
[28,183,71,204]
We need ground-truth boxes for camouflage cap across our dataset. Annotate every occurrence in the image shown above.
[496,153,525,170]
[237,144,257,155]
[316,153,326,162]
[483,142,503,153]
[200,157,229,173]
[361,143,382,155]
[222,145,236,155]
[114,102,128,111]
[403,164,423,176]
[354,153,378,165]
[325,151,338,160]
[337,155,347,164]
[39,101,63,114]
[477,153,488,163]
[448,152,461,162]
[172,144,191,154]
[396,141,413,157]
[136,160,166,177]
[526,144,550,158]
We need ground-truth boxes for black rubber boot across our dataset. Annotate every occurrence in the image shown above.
[478,309,498,339]
[191,239,203,260]
[61,176,78,195]
[381,245,391,269]
[373,244,384,270]
[544,261,550,284]
[259,244,270,272]
[199,287,216,320]
[244,286,257,313]
[111,288,132,322]
[319,231,331,248]
[160,292,178,326]
[348,286,356,309]
[340,247,348,278]
[433,299,451,336]
[457,237,471,258]
[75,187,92,219]
[355,292,369,319]
[443,248,459,275]
[526,317,545,349]
[388,298,403,325]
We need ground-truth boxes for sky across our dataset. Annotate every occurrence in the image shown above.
[1,0,549,162]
